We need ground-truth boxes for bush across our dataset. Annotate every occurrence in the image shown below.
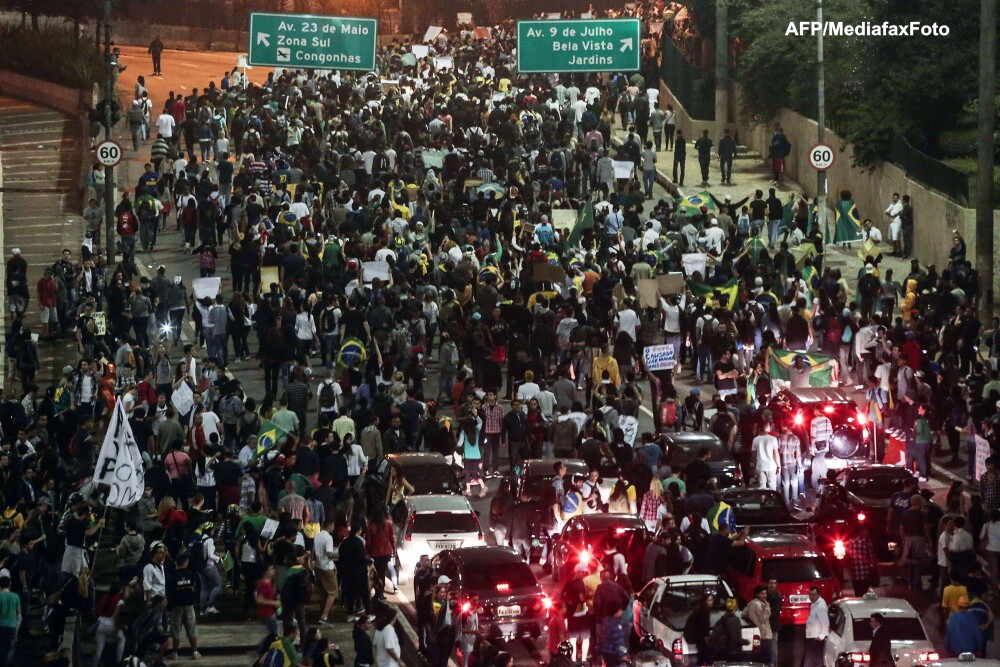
[0,26,101,89]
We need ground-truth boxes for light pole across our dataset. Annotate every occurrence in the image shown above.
[102,0,116,267]
[976,0,997,320]
[714,0,728,133]
[815,0,828,242]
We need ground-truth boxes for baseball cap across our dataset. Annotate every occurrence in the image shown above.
[437,575,451,585]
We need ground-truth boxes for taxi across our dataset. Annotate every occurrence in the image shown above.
[825,592,938,667]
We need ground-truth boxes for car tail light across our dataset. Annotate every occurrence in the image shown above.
[615,527,627,535]
[672,639,683,656]
[733,466,743,481]
[752,635,761,650]
[541,595,553,610]
[405,514,415,541]
[823,405,835,414]
[857,512,866,522]
[579,550,591,566]
[794,411,804,426]
[461,601,472,613]
[919,653,940,661]
[850,653,871,663]
[496,582,510,593]
[857,411,868,426]
[833,540,846,560]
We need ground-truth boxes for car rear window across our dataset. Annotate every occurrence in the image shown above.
[411,512,478,534]
[659,581,732,612]
[761,557,832,582]
[403,464,459,494]
[851,617,927,641]
[463,562,538,592]
[671,442,729,467]
[843,471,912,501]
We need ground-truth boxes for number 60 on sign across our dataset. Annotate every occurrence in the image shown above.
[95,140,122,167]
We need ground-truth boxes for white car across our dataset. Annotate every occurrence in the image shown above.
[634,575,759,666]
[923,655,1000,667]
[395,494,484,572]
[825,593,938,667]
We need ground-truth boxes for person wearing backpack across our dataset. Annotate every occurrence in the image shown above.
[316,369,343,424]
[190,521,222,615]
[712,598,748,661]
[280,556,314,642]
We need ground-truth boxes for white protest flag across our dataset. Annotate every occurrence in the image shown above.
[94,400,145,508]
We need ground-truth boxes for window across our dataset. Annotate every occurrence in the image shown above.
[670,441,730,467]
[405,464,460,494]
[411,512,478,534]
[651,581,729,627]
[637,582,657,608]
[842,471,912,501]
[462,562,537,593]
[851,617,927,642]
[729,546,756,578]
[829,605,846,637]
[760,557,832,582]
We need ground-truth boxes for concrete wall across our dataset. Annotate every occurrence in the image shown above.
[0,69,93,117]
[658,79,716,145]
[736,107,1000,274]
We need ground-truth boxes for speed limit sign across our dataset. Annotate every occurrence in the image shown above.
[808,143,835,170]
[95,140,122,168]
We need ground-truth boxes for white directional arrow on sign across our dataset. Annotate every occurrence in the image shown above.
[256,32,271,47]
[619,37,633,52]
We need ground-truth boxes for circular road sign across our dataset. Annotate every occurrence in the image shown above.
[95,140,122,168]
[808,143,835,170]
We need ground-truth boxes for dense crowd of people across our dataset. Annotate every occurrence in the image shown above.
[1,2,997,667]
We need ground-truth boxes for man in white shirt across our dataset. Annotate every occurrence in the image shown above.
[660,293,683,360]
[374,610,402,667]
[516,370,541,408]
[803,586,829,667]
[615,299,640,342]
[142,544,168,602]
[155,109,176,140]
[313,519,339,624]
[752,424,780,490]
[703,218,726,254]
[884,193,903,256]
[862,218,883,245]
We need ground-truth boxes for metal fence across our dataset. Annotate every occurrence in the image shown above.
[660,34,714,121]
[887,133,970,206]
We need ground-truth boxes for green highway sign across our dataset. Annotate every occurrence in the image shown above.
[248,12,377,71]
[516,18,641,73]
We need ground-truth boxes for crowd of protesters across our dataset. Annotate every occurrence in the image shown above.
[2,2,999,667]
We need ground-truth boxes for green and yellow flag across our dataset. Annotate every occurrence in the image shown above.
[767,348,835,387]
[833,198,863,245]
[53,385,71,416]
[564,199,594,250]
[689,278,740,311]
[256,419,289,455]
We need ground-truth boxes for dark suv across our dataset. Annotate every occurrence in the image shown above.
[431,546,552,645]
[765,388,876,472]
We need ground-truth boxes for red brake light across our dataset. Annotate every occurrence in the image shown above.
[857,512,866,522]
[794,412,804,426]
[823,405,835,414]
[833,540,846,560]
[541,595,553,610]
[850,653,871,663]
[496,582,510,593]
[672,639,683,656]
[405,513,415,541]
[579,550,591,565]
[919,653,940,661]
[857,411,868,426]
[615,527,627,535]
[461,601,472,613]
[752,634,761,649]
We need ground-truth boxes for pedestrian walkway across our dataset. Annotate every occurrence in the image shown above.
[0,95,86,383]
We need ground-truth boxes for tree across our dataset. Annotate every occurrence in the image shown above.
[51,0,100,49]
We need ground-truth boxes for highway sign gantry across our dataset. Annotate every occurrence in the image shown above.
[516,18,641,73]
[248,13,377,71]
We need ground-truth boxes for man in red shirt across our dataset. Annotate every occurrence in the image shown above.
[901,330,922,372]
[37,268,59,340]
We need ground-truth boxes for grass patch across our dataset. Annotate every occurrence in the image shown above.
[0,25,101,89]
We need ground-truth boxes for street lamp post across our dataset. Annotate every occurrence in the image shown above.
[976,0,997,320]
[816,0,828,243]
[102,0,115,267]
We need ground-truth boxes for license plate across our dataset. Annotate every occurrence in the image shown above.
[789,595,809,604]
[497,605,520,617]
[429,541,460,551]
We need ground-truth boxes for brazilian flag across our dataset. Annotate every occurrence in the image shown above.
[689,278,740,311]
[779,194,795,235]
[767,348,835,387]
[256,420,289,455]
[564,199,594,250]
[337,338,368,371]
[833,198,863,245]
[53,385,71,416]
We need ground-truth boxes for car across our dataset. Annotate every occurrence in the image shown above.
[661,432,741,489]
[810,465,918,564]
[726,533,841,625]
[549,513,649,587]
[490,458,611,560]
[825,592,937,667]
[430,546,552,645]
[764,388,876,473]
[633,575,760,666]
[920,655,1000,667]
[722,488,809,534]
[384,452,460,496]
[394,495,484,571]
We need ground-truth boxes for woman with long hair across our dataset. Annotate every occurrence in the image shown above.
[639,477,668,533]
[229,292,251,361]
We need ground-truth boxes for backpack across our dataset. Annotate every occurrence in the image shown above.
[698,314,718,347]
[200,250,216,270]
[659,400,678,428]
[281,567,315,606]
[841,320,855,344]
[824,318,843,345]
[187,533,208,571]
[682,519,710,565]
[318,381,337,410]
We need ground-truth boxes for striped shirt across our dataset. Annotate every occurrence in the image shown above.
[810,416,833,444]
[481,403,504,434]
[777,433,801,465]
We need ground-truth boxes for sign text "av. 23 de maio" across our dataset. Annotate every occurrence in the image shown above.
[248,13,377,71]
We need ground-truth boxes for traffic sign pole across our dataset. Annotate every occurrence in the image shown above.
[516,18,641,73]
[248,13,377,71]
